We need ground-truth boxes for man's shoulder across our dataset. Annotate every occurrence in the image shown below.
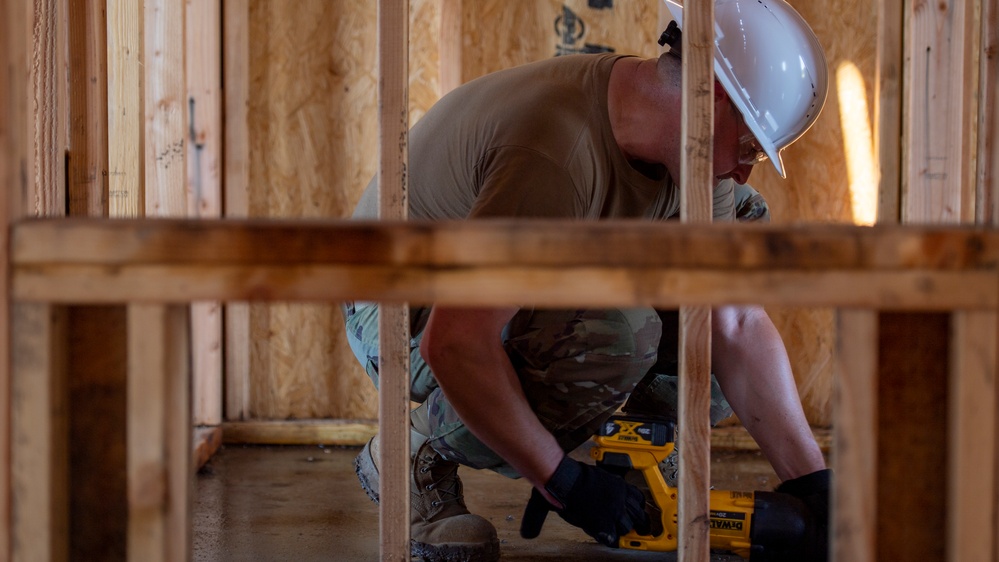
[472,53,628,84]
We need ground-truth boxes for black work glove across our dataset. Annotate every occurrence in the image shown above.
[520,456,651,548]
[753,468,831,562]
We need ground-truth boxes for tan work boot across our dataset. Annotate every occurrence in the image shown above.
[354,431,500,562]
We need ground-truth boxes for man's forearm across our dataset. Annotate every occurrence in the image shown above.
[421,306,565,501]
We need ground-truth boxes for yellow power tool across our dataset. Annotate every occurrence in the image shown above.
[590,415,809,559]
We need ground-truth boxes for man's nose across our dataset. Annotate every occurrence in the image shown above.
[731,164,753,185]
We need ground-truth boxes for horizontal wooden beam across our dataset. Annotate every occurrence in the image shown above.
[10,219,999,308]
[221,420,379,447]
[13,218,999,269]
[12,266,995,309]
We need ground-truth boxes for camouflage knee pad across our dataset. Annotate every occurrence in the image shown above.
[623,372,733,426]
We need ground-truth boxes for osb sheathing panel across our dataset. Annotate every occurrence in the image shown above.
[245,0,871,426]
[246,0,440,419]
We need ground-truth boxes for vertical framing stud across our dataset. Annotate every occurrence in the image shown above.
[11,303,69,562]
[107,0,144,217]
[186,0,223,427]
[677,0,714,560]
[832,309,878,562]
[378,0,411,559]
[222,0,251,421]
[127,304,192,562]
[947,310,997,561]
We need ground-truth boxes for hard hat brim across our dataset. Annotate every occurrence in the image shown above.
[664,0,787,179]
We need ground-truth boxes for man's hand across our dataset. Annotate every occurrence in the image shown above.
[520,456,651,547]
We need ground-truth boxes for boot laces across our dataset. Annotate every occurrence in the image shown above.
[419,453,462,507]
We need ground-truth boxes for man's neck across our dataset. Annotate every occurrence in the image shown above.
[607,56,681,180]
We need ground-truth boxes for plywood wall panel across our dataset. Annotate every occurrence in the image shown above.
[246,0,379,419]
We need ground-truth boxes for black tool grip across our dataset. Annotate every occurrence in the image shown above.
[519,489,552,539]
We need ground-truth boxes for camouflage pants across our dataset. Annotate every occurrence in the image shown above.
[342,303,731,478]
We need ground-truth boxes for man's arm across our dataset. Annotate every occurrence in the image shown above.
[420,306,565,502]
[711,305,826,481]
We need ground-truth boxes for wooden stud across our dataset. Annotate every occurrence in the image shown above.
[902,0,979,223]
[1,0,13,556]
[186,0,223,427]
[677,0,714,559]
[832,310,878,562]
[677,304,711,562]
[68,0,109,216]
[127,304,192,562]
[107,0,144,217]
[979,0,999,224]
[5,1,70,557]
[877,0,903,223]
[11,303,69,562]
[947,310,997,561]
[144,0,187,217]
[222,0,251,421]
[378,0,411,558]
[28,0,69,216]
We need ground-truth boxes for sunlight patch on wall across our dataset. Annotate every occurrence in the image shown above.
[836,61,878,225]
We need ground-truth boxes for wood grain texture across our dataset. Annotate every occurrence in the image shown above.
[947,310,997,561]
[107,0,144,217]
[439,0,462,94]
[1,0,14,555]
[68,0,109,217]
[11,303,69,562]
[877,0,903,224]
[15,264,995,309]
[28,0,68,217]
[222,0,251,421]
[143,0,186,218]
[378,0,411,558]
[127,304,191,562]
[979,0,999,225]
[902,0,978,223]
[185,0,222,426]
[244,0,378,421]
[16,219,999,270]
[677,0,714,558]
[678,305,711,562]
[832,310,877,562]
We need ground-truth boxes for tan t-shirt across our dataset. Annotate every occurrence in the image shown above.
[353,53,735,222]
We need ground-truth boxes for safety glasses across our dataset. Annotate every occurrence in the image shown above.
[738,132,769,167]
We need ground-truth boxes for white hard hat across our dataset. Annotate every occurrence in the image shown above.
[663,0,828,178]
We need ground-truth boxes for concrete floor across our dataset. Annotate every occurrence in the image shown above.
[194,443,785,561]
